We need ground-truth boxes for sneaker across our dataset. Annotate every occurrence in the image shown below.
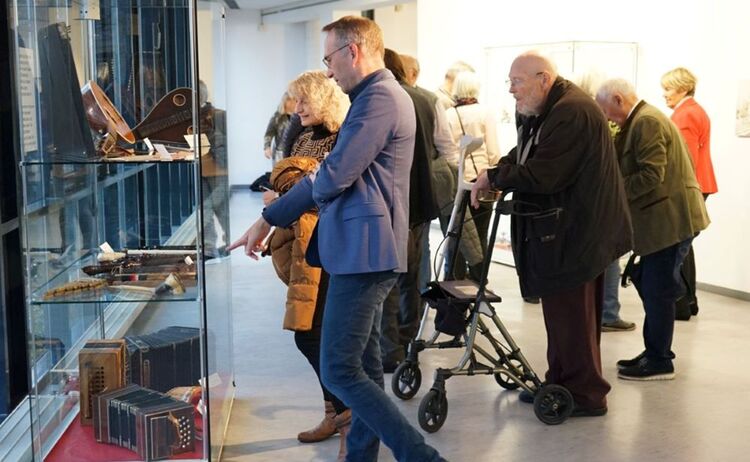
[602,319,636,332]
[618,358,675,381]
[617,351,646,369]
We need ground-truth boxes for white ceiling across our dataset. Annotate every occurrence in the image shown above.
[233,0,331,9]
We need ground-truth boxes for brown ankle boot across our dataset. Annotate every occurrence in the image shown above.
[334,409,351,462]
[297,401,337,443]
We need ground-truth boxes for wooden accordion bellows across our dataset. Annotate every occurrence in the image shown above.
[78,339,127,425]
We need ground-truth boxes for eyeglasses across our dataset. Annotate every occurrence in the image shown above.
[506,72,545,88]
[322,43,351,68]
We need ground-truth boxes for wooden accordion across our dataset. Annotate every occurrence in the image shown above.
[79,326,200,427]
[93,384,195,460]
[78,339,127,425]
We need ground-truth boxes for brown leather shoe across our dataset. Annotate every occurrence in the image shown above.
[297,401,337,443]
[334,409,351,462]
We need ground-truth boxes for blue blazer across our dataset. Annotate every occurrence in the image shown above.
[263,69,416,274]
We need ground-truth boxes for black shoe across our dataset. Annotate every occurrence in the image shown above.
[690,302,699,316]
[675,311,692,321]
[616,351,646,369]
[570,405,608,417]
[382,360,400,374]
[518,389,534,404]
[618,358,675,381]
[523,297,540,304]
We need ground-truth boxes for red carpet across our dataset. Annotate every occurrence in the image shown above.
[47,415,203,461]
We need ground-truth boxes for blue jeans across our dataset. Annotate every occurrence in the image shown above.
[602,259,622,324]
[631,238,693,365]
[321,271,443,462]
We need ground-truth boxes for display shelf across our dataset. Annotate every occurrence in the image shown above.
[3,1,234,461]
[19,156,198,166]
[29,286,200,305]
[47,415,204,462]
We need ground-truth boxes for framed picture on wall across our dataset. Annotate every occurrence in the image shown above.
[736,80,750,137]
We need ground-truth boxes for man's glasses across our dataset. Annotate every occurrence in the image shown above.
[322,43,351,68]
[506,72,545,88]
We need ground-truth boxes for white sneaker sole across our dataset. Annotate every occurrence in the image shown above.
[617,371,675,381]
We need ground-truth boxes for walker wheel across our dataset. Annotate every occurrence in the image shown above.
[494,371,520,390]
[494,358,525,390]
[533,384,573,425]
[418,389,448,433]
[391,362,422,400]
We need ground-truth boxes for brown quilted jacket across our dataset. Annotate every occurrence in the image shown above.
[266,156,321,331]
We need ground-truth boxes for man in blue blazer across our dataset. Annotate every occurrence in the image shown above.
[228,16,444,462]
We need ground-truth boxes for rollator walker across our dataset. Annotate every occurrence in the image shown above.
[390,136,574,431]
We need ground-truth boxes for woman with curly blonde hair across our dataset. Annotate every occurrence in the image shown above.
[289,71,349,132]
[262,70,351,461]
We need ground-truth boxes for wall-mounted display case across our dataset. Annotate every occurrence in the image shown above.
[2,1,233,460]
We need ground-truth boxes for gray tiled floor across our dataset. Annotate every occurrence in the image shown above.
[221,190,750,462]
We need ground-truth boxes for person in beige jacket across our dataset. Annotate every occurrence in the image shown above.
[596,78,709,381]
[445,70,500,256]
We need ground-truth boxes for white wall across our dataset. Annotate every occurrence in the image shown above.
[375,3,417,56]
[225,3,417,186]
[197,3,228,108]
[225,10,307,185]
[416,0,750,294]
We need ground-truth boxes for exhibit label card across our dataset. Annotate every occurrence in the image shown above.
[18,48,39,154]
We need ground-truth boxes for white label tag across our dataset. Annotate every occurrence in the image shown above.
[200,133,211,149]
[143,137,154,152]
[185,255,194,266]
[184,134,211,156]
[154,143,172,160]
[99,242,115,253]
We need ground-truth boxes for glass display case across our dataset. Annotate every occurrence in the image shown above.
[5,1,233,460]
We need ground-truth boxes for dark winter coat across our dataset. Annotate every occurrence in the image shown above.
[488,77,633,297]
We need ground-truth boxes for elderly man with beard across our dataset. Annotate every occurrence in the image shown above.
[471,52,632,416]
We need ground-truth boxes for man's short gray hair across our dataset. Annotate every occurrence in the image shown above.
[445,60,475,81]
[596,78,637,100]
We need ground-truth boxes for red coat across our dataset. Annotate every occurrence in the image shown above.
[671,97,718,194]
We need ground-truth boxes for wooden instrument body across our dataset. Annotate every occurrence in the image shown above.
[132,88,194,144]
[81,81,136,144]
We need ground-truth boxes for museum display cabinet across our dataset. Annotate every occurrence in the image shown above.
[1,1,233,460]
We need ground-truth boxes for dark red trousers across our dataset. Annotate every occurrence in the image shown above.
[541,274,610,409]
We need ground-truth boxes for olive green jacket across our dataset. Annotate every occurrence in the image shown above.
[616,101,710,256]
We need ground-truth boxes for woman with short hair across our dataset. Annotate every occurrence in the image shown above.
[661,66,716,319]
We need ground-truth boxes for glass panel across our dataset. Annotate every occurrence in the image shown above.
[196,3,234,460]
[7,0,228,460]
